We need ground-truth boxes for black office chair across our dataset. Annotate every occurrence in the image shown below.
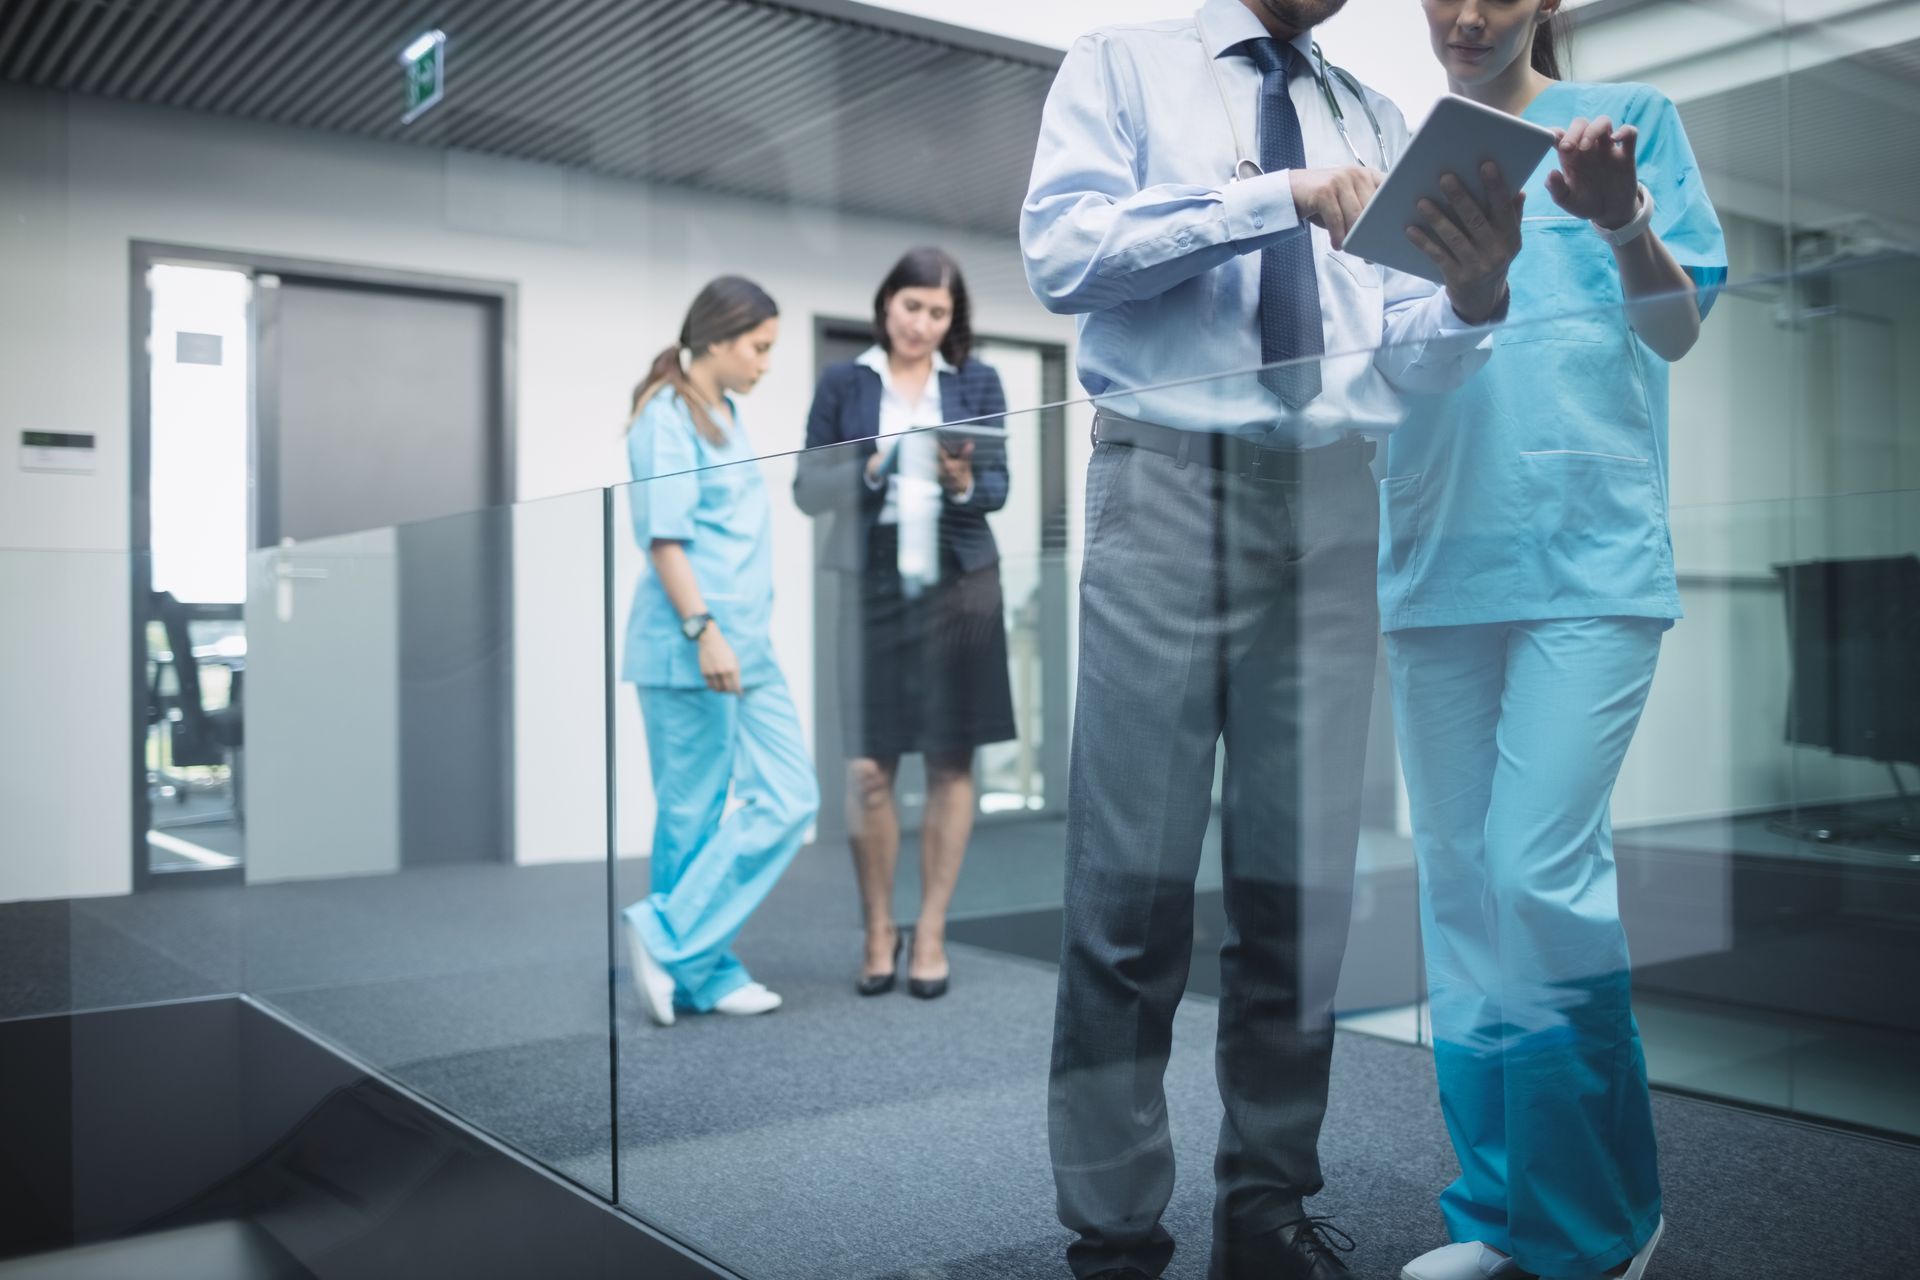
[149,590,245,825]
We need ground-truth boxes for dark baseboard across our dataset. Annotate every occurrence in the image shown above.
[0,996,732,1280]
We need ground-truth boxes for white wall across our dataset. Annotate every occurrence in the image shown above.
[0,548,127,902]
[0,84,1072,898]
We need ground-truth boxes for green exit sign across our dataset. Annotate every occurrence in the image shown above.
[399,29,446,124]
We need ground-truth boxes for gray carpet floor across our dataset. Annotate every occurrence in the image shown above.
[7,837,1920,1279]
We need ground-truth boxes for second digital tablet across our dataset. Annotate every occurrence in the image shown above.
[1341,93,1557,285]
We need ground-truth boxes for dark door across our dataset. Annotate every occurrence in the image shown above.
[255,274,513,868]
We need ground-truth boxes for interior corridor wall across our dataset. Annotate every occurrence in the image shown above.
[0,84,1071,897]
[3,84,1904,898]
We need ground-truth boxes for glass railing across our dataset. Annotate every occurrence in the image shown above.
[237,492,617,1197]
[9,254,1918,1276]
[0,547,255,1014]
[20,0,1920,1271]
[1633,487,1920,1132]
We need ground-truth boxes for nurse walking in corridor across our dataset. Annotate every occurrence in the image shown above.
[1382,3,1726,1279]
[621,276,820,1027]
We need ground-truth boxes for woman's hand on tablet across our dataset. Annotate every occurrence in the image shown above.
[937,439,975,496]
[1406,161,1524,325]
[1546,116,1640,229]
[1289,166,1386,251]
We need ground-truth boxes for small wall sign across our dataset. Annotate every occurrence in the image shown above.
[21,431,98,474]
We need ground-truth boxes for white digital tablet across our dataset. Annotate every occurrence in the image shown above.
[1341,93,1558,285]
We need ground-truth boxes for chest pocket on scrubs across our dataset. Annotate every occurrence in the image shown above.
[1502,218,1623,347]
[1518,449,1665,606]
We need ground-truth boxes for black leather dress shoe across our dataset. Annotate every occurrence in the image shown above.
[1088,1269,1156,1280]
[1219,1216,1356,1280]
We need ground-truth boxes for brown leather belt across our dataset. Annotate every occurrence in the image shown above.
[1093,412,1376,484]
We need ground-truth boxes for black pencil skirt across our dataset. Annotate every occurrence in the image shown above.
[838,524,1017,761]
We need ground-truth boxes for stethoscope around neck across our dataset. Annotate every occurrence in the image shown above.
[1195,9,1388,182]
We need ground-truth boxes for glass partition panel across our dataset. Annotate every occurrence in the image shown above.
[599,259,1920,1272]
[15,0,1920,1269]
[240,488,615,1197]
[606,342,1441,1274]
[1641,487,1920,1135]
[0,548,250,1018]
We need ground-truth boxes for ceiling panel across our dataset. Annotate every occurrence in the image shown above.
[0,0,1061,235]
[1677,34,1920,235]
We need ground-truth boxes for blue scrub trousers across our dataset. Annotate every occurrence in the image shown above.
[625,676,818,1012]
[1385,617,1664,1279]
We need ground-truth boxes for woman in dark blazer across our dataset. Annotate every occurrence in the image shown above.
[794,247,1014,1000]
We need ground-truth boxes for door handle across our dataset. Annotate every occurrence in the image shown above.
[272,538,327,621]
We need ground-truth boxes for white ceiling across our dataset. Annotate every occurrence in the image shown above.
[1677,34,1920,242]
[0,0,1062,235]
[5,0,1911,243]
[853,0,1920,241]
[1572,0,1920,242]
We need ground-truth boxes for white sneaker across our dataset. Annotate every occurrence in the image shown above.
[713,982,782,1016]
[1610,1217,1663,1280]
[1401,1242,1524,1280]
[623,917,676,1027]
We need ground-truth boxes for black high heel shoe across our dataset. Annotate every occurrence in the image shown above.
[856,927,902,997]
[907,934,949,1000]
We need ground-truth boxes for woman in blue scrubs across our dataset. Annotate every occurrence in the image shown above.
[621,276,819,1028]
[1386,4,1726,1280]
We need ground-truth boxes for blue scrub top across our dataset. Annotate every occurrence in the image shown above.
[1378,81,1729,632]
[622,387,781,689]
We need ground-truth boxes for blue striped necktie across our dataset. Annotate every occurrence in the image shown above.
[1243,37,1323,407]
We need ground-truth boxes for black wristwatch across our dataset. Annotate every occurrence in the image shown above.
[681,613,713,641]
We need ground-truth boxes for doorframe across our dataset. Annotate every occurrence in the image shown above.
[807,316,1072,839]
[128,241,520,892]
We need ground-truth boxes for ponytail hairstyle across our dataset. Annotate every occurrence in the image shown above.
[1531,4,1565,79]
[873,246,974,369]
[630,275,779,445]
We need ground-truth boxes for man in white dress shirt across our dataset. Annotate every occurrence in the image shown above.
[1020,1,1523,1276]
